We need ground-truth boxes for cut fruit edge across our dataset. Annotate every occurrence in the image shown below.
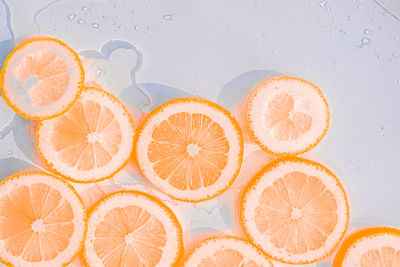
[183,236,273,266]
[82,190,184,267]
[246,75,330,156]
[333,226,400,267]
[0,36,85,120]
[0,171,87,267]
[240,157,350,264]
[36,86,135,183]
[134,97,244,202]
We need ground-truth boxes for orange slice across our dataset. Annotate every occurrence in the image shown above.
[246,76,329,156]
[241,157,349,264]
[0,171,86,266]
[36,86,135,183]
[135,97,243,202]
[333,227,400,266]
[183,236,273,267]
[83,191,183,267]
[0,36,84,120]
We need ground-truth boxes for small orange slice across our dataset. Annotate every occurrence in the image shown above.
[36,86,135,183]
[183,236,273,267]
[0,171,86,266]
[135,97,243,202]
[246,76,329,156]
[333,226,400,266]
[83,191,183,267]
[0,36,84,120]
[241,157,349,264]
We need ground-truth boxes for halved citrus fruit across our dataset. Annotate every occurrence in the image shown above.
[0,171,86,266]
[36,87,134,183]
[333,226,400,266]
[246,76,329,156]
[83,191,183,267]
[135,97,243,202]
[0,36,84,120]
[36,86,135,183]
[183,236,273,266]
[241,157,349,264]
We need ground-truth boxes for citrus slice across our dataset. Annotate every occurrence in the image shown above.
[0,36,84,120]
[83,191,183,267]
[241,157,349,264]
[0,171,86,267]
[135,97,243,202]
[246,76,329,156]
[333,226,400,266]
[36,86,135,183]
[183,236,273,267]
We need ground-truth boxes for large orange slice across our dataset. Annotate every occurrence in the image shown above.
[36,86,135,183]
[0,171,86,266]
[135,97,243,202]
[83,191,183,267]
[333,226,400,266]
[246,76,329,155]
[0,37,84,120]
[183,236,273,266]
[241,157,349,264]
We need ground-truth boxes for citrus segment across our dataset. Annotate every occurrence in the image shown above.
[241,157,349,264]
[333,227,400,267]
[83,191,183,267]
[135,97,243,202]
[183,236,272,266]
[0,171,86,267]
[36,86,135,183]
[0,37,84,120]
[246,76,329,155]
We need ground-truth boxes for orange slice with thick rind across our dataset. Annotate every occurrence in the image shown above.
[241,157,349,264]
[333,226,400,266]
[83,191,183,267]
[183,236,273,267]
[246,76,329,156]
[135,97,243,202]
[36,86,135,183]
[0,36,84,120]
[0,171,86,267]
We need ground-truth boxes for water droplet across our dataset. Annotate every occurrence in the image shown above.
[134,24,140,31]
[67,13,76,21]
[92,23,99,28]
[383,12,389,16]
[319,0,327,8]
[82,6,88,12]
[359,37,370,48]
[364,29,373,36]
[389,58,395,63]
[77,19,86,25]
[163,14,173,20]
[393,52,399,57]
[347,15,352,21]
[7,150,12,155]
[377,55,382,60]
[119,24,123,29]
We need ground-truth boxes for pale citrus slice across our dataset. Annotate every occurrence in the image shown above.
[0,171,86,267]
[246,76,329,155]
[183,236,273,267]
[36,86,135,183]
[333,226,400,266]
[0,36,84,120]
[135,97,243,202]
[83,191,183,267]
[241,157,349,264]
